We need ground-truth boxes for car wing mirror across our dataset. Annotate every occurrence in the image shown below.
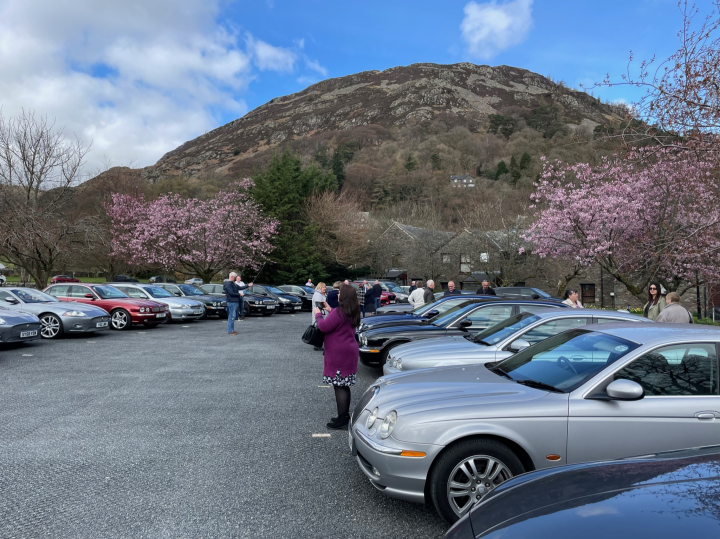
[459,319,473,329]
[508,339,531,352]
[606,379,645,401]
[5,297,19,304]
[424,309,439,318]
[84,293,95,299]
[531,294,540,299]
[174,292,182,297]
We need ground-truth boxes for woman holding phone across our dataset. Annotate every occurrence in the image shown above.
[314,283,360,429]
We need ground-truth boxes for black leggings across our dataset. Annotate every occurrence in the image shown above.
[333,386,351,416]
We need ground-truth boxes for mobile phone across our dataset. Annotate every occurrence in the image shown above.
[315,301,325,309]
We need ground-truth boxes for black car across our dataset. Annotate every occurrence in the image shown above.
[358,300,567,366]
[149,275,177,283]
[446,445,720,539]
[494,286,563,302]
[111,274,140,283]
[0,307,42,344]
[247,284,303,313]
[200,283,278,317]
[277,285,315,311]
[156,283,227,318]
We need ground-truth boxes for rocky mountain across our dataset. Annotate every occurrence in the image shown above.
[138,62,620,182]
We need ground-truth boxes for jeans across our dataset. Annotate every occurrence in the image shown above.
[238,296,244,319]
[227,302,239,332]
[374,298,381,310]
[360,305,365,318]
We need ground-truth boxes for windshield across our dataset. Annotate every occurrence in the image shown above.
[178,284,204,296]
[9,289,57,303]
[145,286,173,298]
[473,313,540,345]
[428,301,476,326]
[534,289,552,298]
[414,297,468,316]
[92,285,129,299]
[300,285,314,294]
[265,286,285,295]
[495,329,641,392]
[384,283,404,293]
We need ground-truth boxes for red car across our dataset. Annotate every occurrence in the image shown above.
[50,275,80,284]
[351,282,396,306]
[43,283,168,330]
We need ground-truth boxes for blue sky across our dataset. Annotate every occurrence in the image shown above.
[0,0,707,172]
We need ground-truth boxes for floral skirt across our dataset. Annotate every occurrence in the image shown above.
[323,370,356,387]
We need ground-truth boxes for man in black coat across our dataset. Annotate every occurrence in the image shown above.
[444,280,462,296]
[372,280,383,311]
[409,280,417,293]
[362,280,374,315]
[477,280,496,296]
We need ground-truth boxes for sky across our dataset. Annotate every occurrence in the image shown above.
[0,0,709,174]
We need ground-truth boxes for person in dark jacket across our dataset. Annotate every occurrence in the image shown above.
[423,279,435,305]
[356,282,366,318]
[477,280,496,296]
[363,280,375,315]
[444,280,462,296]
[372,280,383,311]
[409,281,417,293]
[223,271,251,334]
[326,281,341,308]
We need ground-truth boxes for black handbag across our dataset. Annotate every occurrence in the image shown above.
[302,324,324,347]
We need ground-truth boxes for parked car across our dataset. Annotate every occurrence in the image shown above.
[277,285,315,311]
[50,275,79,284]
[383,309,650,375]
[447,445,720,539]
[378,281,409,303]
[112,274,139,283]
[111,283,205,323]
[349,324,720,523]
[199,283,276,317]
[0,287,111,339]
[494,286,564,302]
[185,277,203,285]
[247,284,303,313]
[149,275,177,283]
[44,283,167,330]
[155,283,227,318]
[358,300,566,366]
[351,282,396,306]
[0,307,42,344]
[0,274,6,286]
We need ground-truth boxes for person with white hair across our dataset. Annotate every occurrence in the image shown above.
[408,280,426,308]
[223,271,251,335]
[423,280,435,304]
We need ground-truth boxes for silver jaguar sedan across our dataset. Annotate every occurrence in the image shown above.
[383,309,650,375]
[349,324,720,524]
[0,287,111,339]
[110,283,205,322]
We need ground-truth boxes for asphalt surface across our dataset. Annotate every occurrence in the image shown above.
[0,311,447,538]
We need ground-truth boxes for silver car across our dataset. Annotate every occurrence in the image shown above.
[111,284,205,322]
[0,287,110,339]
[349,324,720,523]
[383,309,650,375]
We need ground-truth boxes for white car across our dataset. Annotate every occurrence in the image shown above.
[185,277,203,285]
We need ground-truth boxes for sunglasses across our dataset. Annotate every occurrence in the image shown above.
[649,287,657,290]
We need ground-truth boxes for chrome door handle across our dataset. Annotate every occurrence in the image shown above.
[695,412,719,420]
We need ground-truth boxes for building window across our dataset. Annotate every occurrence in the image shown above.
[581,283,596,305]
[460,254,471,273]
[442,253,452,264]
[479,252,489,263]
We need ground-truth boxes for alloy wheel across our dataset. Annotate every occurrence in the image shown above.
[40,314,62,339]
[447,455,513,516]
[111,310,129,330]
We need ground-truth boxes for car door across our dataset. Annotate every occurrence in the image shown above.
[567,342,720,464]
[46,285,71,301]
[451,304,515,334]
[66,285,96,306]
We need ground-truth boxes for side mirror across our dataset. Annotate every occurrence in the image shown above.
[531,294,540,299]
[606,379,645,401]
[508,339,531,352]
[459,319,473,329]
[84,293,94,299]
[174,292,182,297]
[5,297,19,304]
[425,309,439,318]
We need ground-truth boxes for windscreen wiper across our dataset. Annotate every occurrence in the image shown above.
[515,379,564,393]
[474,339,492,346]
[490,366,513,380]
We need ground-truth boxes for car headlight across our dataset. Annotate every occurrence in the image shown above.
[379,411,397,439]
[280,298,289,303]
[395,358,402,370]
[366,407,379,429]
[138,307,145,313]
[62,311,88,317]
[0,317,6,325]
[360,334,367,346]
[180,304,192,309]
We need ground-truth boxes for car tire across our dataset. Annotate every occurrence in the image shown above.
[164,312,173,324]
[39,313,63,339]
[110,309,132,330]
[429,438,525,524]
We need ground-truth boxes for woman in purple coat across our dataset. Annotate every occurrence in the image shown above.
[314,283,361,429]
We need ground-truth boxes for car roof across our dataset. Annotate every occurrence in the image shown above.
[581,322,720,344]
[529,309,648,321]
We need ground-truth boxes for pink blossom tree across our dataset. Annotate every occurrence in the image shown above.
[523,149,720,299]
[105,179,278,283]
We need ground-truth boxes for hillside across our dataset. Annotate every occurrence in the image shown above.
[138,62,621,182]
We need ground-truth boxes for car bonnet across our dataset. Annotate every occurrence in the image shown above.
[392,335,497,362]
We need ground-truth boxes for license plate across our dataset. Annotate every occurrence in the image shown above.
[156,313,166,318]
[193,310,203,314]
[266,305,274,309]
[390,300,395,303]
[96,321,109,328]
[21,330,38,338]
[294,305,301,309]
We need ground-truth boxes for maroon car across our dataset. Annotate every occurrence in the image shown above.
[50,275,80,284]
[351,282,396,306]
[43,283,168,330]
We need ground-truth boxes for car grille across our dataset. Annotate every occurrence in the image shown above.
[352,386,378,425]
[263,299,275,304]
[151,307,162,313]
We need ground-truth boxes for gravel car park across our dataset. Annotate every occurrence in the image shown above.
[350,324,720,523]
[0,287,110,339]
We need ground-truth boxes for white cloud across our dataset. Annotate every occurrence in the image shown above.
[0,0,307,174]
[246,35,297,72]
[304,56,329,77]
[460,0,533,60]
